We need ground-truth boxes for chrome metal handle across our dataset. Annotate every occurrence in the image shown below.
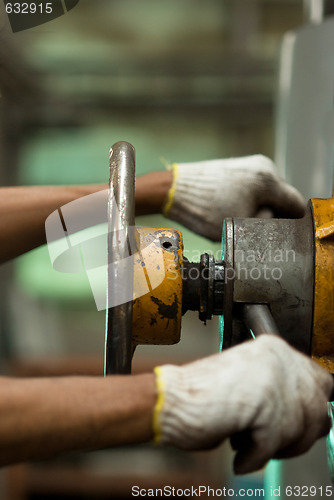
[105,141,136,375]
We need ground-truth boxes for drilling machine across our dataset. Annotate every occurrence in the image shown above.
[105,141,334,378]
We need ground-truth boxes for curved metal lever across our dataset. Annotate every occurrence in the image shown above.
[105,141,136,375]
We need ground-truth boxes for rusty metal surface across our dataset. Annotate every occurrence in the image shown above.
[105,141,136,375]
[132,228,183,345]
[311,196,334,372]
[222,208,315,354]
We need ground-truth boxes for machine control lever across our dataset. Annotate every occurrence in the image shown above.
[242,304,280,338]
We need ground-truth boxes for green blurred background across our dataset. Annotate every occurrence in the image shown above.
[0,1,309,498]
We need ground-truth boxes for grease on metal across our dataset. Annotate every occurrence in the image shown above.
[151,294,179,319]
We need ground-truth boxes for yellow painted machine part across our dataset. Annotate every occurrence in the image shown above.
[132,227,183,345]
[311,197,334,372]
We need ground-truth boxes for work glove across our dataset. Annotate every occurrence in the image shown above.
[163,155,306,241]
[153,335,333,474]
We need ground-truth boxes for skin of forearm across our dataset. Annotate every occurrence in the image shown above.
[135,171,172,215]
[0,184,106,263]
[0,170,172,264]
[0,374,156,466]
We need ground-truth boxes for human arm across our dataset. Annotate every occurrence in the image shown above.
[0,373,155,466]
[0,336,331,469]
[0,171,172,263]
[0,154,306,261]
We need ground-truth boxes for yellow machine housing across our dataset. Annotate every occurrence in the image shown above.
[132,227,183,346]
[311,196,334,372]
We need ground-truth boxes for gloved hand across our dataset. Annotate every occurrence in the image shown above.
[163,155,306,241]
[153,335,333,474]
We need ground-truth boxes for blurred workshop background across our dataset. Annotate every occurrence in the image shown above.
[0,0,333,498]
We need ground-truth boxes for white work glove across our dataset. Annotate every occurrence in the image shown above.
[153,335,333,474]
[163,156,306,241]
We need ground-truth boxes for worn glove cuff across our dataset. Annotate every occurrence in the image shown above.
[163,164,179,217]
[152,366,165,444]
[153,364,196,448]
[163,161,218,219]
[162,160,222,240]
[153,365,183,446]
[153,363,223,449]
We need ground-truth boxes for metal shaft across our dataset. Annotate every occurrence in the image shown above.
[242,304,280,337]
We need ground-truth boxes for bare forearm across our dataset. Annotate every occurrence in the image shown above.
[135,171,172,215]
[0,184,106,263]
[0,374,155,465]
[0,171,172,263]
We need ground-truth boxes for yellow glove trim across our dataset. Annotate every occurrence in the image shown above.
[153,366,165,444]
[163,163,179,217]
